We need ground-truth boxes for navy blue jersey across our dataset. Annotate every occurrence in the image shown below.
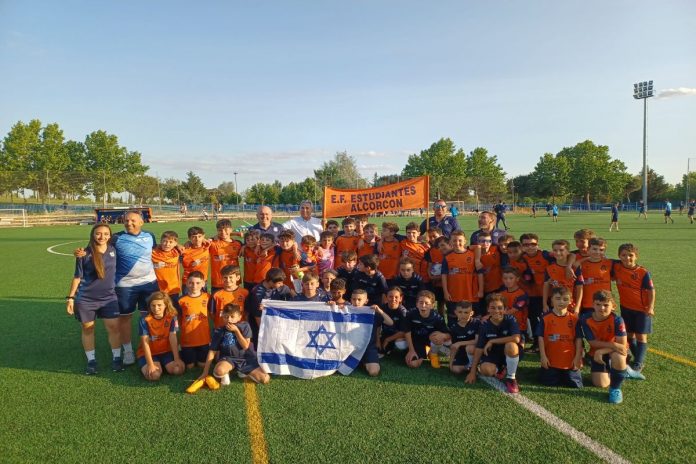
[420,216,461,237]
[337,267,357,296]
[74,245,118,303]
[250,222,285,241]
[449,318,481,344]
[403,309,448,342]
[368,311,384,350]
[391,274,424,309]
[476,315,520,349]
[293,292,329,302]
[351,270,388,306]
[246,283,294,318]
[380,304,408,337]
[210,322,254,360]
[470,228,506,246]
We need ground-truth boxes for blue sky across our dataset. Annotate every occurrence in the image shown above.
[2,1,695,192]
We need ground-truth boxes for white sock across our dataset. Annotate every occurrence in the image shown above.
[467,352,474,366]
[430,344,442,355]
[506,355,519,379]
[85,350,96,361]
[122,343,133,354]
[112,348,121,359]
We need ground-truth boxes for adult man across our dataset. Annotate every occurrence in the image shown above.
[419,199,461,238]
[250,206,285,241]
[470,211,506,245]
[283,200,323,243]
[493,200,509,230]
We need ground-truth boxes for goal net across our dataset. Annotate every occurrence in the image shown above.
[0,209,28,227]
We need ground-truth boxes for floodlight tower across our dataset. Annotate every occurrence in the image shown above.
[633,80,654,208]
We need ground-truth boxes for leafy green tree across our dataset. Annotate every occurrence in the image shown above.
[672,172,696,203]
[530,153,570,202]
[314,151,367,189]
[181,171,207,204]
[280,177,317,204]
[32,123,69,206]
[161,178,184,204]
[61,140,89,199]
[216,181,242,204]
[510,174,536,200]
[0,120,42,200]
[402,138,467,199]
[643,168,673,202]
[245,182,281,205]
[128,175,160,204]
[465,147,506,205]
[622,174,642,203]
[372,173,402,187]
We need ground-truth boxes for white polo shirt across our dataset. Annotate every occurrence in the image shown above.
[282,216,323,243]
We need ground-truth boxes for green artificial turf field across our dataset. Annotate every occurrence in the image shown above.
[1,212,694,463]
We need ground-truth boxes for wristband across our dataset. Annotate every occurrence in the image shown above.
[66,296,75,300]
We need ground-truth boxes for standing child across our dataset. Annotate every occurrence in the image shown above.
[299,235,319,276]
[247,268,294,336]
[401,222,430,278]
[403,290,451,368]
[552,204,559,222]
[318,269,338,299]
[543,240,584,313]
[352,254,389,306]
[334,217,360,269]
[325,220,340,239]
[688,200,695,224]
[612,243,655,372]
[336,250,358,299]
[277,230,302,288]
[198,304,270,386]
[465,293,521,393]
[329,278,348,305]
[476,231,503,299]
[572,229,596,260]
[378,222,402,283]
[209,219,243,293]
[392,257,424,309]
[151,230,183,307]
[609,203,620,232]
[578,238,612,315]
[500,266,529,351]
[181,227,211,292]
[317,231,335,274]
[502,241,533,291]
[356,223,378,259]
[424,230,447,315]
[137,292,185,381]
[211,265,249,328]
[242,230,261,290]
[536,287,583,388]
[441,231,483,318]
[579,290,630,403]
[448,301,480,375]
[253,232,282,286]
[178,272,211,369]
[521,233,554,351]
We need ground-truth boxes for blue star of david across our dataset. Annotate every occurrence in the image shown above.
[306,324,337,354]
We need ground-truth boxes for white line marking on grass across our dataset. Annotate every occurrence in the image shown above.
[481,377,631,464]
[47,241,83,256]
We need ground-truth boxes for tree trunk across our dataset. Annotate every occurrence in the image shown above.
[585,192,591,211]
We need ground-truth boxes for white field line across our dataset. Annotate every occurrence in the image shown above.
[481,376,631,464]
[47,240,83,256]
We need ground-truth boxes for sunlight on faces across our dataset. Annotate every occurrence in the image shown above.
[406,229,419,243]
[93,225,111,244]
[259,236,274,249]
[320,235,333,248]
[217,226,232,241]
[124,212,143,234]
[551,293,571,311]
[454,305,474,324]
[186,276,205,294]
[433,201,447,218]
[521,239,538,255]
[478,212,494,229]
[279,237,294,250]
[299,202,313,220]
[386,289,403,309]
[592,298,615,319]
[399,263,414,279]
[343,223,355,235]
[245,234,259,248]
[381,227,394,240]
[552,243,569,260]
[222,272,240,289]
[321,272,335,289]
[160,237,178,252]
[351,293,368,307]
[362,227,376,242]
[149,299,167,319]
[302,277,320,295]
[450,235,467,252]
[575,238,589,252]
[619,249,638,268]
[257,207,272,226]
[416,295,435,317]
[189,233,205,248]
[589,244,606,260]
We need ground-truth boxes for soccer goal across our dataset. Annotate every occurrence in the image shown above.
[0,209,29,227]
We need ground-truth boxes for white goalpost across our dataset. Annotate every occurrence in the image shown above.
[0,209,29,227]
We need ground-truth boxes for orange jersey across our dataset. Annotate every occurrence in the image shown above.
[253,246,281,284]
[357,240,377,259]
[442,250,480,302]
[136,313,177,358]
[211,288,249,328]
[425,247,444,286]
[151,247,181,295]
[279,248,300,286]
[579,258,612,308]
[178,293,211,347]
[209,239,242,288]
[538,311,579,369]
[181,245,210,284]
[401,240,430,279]
[480,246,503,293]
[611,262,654,312]
[506,257,533,291]
[579,313,627,356]
[242,246,258,284]
[335,235,360,268]
[545,262,584,292]
[523,251,554,297]
[500,287,529,331]
[378,239,402,280]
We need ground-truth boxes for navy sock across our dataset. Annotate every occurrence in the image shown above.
[629,338,638,358]
[635,342,648,366]
[610,367,626,389]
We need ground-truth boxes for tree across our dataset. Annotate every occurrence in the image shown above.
[279,177,317,204]
[314,151,367,189]
[180,171,207,204]
[530,153,570,202]
[643,168,673,202]
[245,181,281,205]
[402,138,467,199]
[0,120,42,200]
[465,147,507,206]
[510,174,536,200]
[128,175,160,204]
[161,178,183,204]
[622,174,642,203]
[216,181,242,204]
[372,173,402,187]
[672,172,696,203]
[32,123,69,206]
[61,140,89,200]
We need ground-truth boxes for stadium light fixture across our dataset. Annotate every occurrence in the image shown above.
[633,80,654,209]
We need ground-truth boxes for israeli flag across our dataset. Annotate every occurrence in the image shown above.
[258,300,375,379]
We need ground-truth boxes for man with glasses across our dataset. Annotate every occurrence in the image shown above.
[470,211,506,246]
[419,199,461,238]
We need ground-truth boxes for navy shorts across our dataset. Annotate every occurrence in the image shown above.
[480,345,506,367]
[611,214,619,222]
[428,284,444,306]
[451,348,470,366]
[539,366,583,388]
[219,354,260,375]
[411,338,429,359]
[181,344,209,365]
[665,210,672,217]
[361,345,380,364]
[137,351,175,368]
[590,354,612,373]
[75,299,120,323]
[116,281,159,315]
[621,307,652,334]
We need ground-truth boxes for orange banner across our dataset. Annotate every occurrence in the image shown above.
[323,176,429,218]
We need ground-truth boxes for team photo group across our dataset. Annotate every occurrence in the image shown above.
[67,195,655,404]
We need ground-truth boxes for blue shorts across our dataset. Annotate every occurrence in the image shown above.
[539,366,583,388]
[590,354,613,373]
[361,345,380,364]
[181,344,209,365]
[219,354,260,375]
[116,281,159,315]
[621,307,652,334]
[75,299,120,323]
[137,351,175,368]
[480,345,506,367]
[451,348,470,366]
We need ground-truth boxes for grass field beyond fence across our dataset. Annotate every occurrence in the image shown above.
[1,212,694,464]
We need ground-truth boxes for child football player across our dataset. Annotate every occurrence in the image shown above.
[465,293,521,393]
[293,272,329,302]
[351,289,394,377]
[378,222,402,283]
[209,219,243,293]
[543,239,584,313]
[392,257,424,309]
[403,290,450,369]
[334,217,359,269]
[137,292,185,381]
[448,301,480,375]
[442,230,483,318]
[329,278,348,305]
[151,230,182,305]
[336,250,358,298]
[500,266,529,351]
[242,230,261,290]
[352,254,389,306]
[211,265,248,328]
[536,287,583,388]
[578,237,612,315]
[178,271,211,369]
[181,227,210,292]
[317,231,335,274]
[379,287,409,354]
[401,221,430,278]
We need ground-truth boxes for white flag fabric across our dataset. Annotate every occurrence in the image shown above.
[257,300,375,379]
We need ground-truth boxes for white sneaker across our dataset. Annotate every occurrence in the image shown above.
[220,373,231,386]
[237,371,248,379]
[123,351,136,366]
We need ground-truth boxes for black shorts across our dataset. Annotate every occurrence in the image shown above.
[590,354,613,373]
[181,344,209,365]
[75,299,120,323]
[480,345,506,367]
[539,366,583,388]
[361,345,380,364]
[451,348,471,366]
[138,351,175,368]
[219,354,260,375]
[621,307,652,334]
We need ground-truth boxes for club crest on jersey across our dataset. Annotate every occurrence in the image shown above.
[109,251,115,257]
